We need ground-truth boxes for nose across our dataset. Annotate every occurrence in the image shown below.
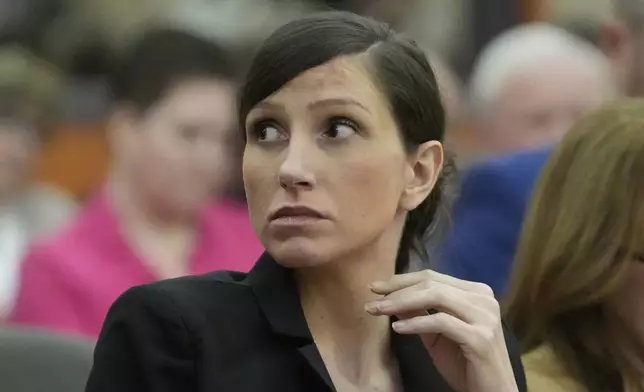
[278,139,316,191]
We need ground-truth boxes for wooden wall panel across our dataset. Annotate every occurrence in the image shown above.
[35,124,109,200]
[521,0,545,21]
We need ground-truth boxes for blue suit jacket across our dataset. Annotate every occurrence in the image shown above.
[439,147,552,297]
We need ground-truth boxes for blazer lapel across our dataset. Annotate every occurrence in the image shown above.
[392,331,454,392]
[246,253,455,392]
[246,253,335,390]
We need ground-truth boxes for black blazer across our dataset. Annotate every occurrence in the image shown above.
[85,253,526,392]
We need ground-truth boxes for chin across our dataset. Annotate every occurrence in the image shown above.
[264,237,333,269]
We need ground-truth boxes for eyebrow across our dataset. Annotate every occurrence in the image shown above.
[306,98,371,113]
[253,97,371,113]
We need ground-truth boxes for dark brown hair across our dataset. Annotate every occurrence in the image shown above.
[238,11,453,271]
[110,28,237,112]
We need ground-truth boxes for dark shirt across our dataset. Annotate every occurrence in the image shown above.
[85,253,527,392]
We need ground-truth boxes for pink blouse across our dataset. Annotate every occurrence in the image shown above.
[9,192,263,338]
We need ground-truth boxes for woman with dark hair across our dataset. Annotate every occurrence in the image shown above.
[10,28,262,338]
[0,45,78,320]
[86,12,525,392]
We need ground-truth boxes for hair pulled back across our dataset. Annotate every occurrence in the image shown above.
[239,11,452,271]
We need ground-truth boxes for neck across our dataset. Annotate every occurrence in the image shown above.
[297,231,402,384]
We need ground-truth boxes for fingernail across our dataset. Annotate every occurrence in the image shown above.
[364,302,378,313]
[370,281,384,290]
[377,300,392,311]
[392,321,409,332]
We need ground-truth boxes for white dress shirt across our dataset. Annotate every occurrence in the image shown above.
[0,210,27,317]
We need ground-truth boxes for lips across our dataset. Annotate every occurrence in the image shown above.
[268,206,326,221]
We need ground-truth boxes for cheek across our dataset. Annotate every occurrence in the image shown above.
[243,150,278,230]
[609,266,644,323]
[147,132,182,162]
[332,153,405,233]
[136,143,180,183]
[489,105,521,140]
[140,130,200,178]
[134,141,200,197]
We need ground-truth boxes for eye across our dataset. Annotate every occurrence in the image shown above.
[177,125,200,142]
[323,117,358,139]
[527,112,552,130]
[252,120,287,142]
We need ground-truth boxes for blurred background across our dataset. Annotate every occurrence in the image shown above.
[0,0,613,204]
[0,0,633,390]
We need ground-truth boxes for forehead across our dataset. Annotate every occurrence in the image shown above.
[153,79,235,120]
[165,79,234,103]
[261,55,386,108]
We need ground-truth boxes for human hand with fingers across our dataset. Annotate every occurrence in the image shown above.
[365,270,519,392]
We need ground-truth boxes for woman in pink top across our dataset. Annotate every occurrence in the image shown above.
[9,29,263,338]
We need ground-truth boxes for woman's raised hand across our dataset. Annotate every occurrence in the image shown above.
[365,270,518,392]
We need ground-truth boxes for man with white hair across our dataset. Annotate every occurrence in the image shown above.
[468,23,614,159]
[438,22,621,297]
[601,0,644,96]
[427,53,463,133]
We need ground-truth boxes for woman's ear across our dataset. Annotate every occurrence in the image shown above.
[400,140,443,211]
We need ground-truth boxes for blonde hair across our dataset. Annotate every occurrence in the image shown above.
[504,99,644,392]
[0,45,61,133]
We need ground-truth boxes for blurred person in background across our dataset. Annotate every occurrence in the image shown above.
[0,45,77,320]
[602,0,644,97]
[421,51,462,261]
[437,23,617,296]
[10,28,263,338]
[427,52,465,146]
[431,62,471,168]
[468,23,614,160]
[505,99,644,392]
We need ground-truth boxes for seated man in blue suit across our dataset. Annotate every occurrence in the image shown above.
[438,147,551,297]
[437,21,615,296]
